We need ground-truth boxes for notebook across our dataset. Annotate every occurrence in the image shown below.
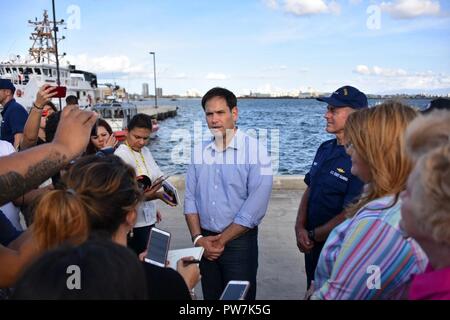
[167,246,204,270]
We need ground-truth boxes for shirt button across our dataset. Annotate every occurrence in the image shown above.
[212,201,216,205]
[214,185,218,189]
[216,169,219,173]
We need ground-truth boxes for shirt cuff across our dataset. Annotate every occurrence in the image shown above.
[233,213,254,229]
[184,200,198,214]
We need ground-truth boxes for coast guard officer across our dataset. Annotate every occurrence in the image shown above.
[0,79,28,149]
[294,86,367,291]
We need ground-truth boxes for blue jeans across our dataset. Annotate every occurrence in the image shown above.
[200,227,258,300]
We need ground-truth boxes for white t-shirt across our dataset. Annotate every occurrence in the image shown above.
[115,143,164,227]
[0,140,23,230]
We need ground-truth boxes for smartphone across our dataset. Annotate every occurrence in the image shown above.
[219,280,250,300]
[136,174,152,191]
[144,227,171,267]
[51,86,67,98]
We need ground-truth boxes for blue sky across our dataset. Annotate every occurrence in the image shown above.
[1,0,450,96]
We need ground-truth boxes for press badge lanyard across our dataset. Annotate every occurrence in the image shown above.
[126,142,150,176]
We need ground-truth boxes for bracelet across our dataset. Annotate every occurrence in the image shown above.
[193,235,203,246]
[191,233,202,243]
[33,102,44,110]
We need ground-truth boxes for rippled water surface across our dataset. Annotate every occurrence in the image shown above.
[141,98,430,175]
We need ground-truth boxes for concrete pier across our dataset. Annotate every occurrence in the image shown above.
[158,175,308,300]
[138,105,178,120]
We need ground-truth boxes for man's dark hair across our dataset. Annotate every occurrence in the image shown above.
[65,95,78,106]
[45,111,61,143]
[201,87,237,111]
[12,238,148,300]
[127,113,153,130]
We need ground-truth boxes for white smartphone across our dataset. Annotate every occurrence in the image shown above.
[219,280,250,300]
[144,227,171,267]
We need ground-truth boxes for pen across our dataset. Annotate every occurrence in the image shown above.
[183,259,201,266]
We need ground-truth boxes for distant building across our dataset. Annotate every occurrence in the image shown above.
[156,87,163,98]
[142,83,149,97]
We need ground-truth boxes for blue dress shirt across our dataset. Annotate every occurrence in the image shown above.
[184,129,273,232]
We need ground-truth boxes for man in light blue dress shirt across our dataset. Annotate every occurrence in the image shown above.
[184,87,273,300]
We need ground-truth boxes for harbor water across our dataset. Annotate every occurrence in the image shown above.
[143,98,431,176]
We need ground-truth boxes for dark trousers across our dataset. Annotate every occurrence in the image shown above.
[200,228,258,300]
[127,224,154,256]
[304,241,325,289]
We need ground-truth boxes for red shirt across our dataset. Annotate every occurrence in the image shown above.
[409,264,450,300]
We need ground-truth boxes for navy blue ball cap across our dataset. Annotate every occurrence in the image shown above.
[317,85,368,109]
[0,79,16,94]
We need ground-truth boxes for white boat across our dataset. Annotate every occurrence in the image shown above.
[92,102,159,141]
[0,10,97,110]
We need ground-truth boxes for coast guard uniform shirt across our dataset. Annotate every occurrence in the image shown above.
[0,99,28,145]
[304,138,364,230]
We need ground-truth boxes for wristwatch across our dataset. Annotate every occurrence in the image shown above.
[307,229,316,242]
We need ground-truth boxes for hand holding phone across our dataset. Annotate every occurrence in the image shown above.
[51,86,67,98]
[144,227,171,267]
[219,280,250,300]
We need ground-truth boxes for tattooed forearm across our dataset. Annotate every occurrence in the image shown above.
[0,154,66,206]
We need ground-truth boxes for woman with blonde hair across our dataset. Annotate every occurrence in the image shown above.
[311,101,427,300]
[400,110,450,300]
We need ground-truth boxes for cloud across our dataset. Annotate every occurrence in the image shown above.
[206,73,228,80]
[264,0,279,10]
[354,65,407,77]
[355,65,371,75]
[65,54,150,75]
[173,73,187,79]
[353,65,450,91]
[284,0,340,16]
[265,0,340,16]
[380,0,442,19]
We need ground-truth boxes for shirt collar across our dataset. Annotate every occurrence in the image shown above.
[0,98,15,116]
[206,128,243,152]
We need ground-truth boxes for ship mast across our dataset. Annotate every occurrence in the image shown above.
[28,10,66,64]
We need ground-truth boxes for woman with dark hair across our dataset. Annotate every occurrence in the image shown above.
[85,118,117,155]
[12,238,149,300]
[20,85,59,150]
[29,155,199,300]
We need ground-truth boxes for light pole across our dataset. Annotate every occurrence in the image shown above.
[149,52,158,108]
[51,0,62,110]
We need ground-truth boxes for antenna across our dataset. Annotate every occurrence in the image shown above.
[28,9,66,64]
